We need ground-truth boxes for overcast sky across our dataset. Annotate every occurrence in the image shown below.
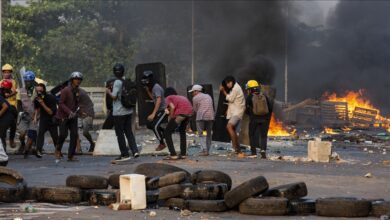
[292,0,339,26]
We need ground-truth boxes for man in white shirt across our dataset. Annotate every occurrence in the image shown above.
[220,76,245,156]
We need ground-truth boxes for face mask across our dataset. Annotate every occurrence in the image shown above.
[3,73,11,79]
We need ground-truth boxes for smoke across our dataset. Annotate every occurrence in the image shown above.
[194,1,285,86]
[289,1,390,115]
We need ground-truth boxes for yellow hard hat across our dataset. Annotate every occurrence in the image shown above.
[246,80,259,89]
[2,64,13,72]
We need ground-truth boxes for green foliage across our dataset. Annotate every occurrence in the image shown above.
[1,0,140,86]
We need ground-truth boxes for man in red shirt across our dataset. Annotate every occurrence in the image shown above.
[163,87,193,160]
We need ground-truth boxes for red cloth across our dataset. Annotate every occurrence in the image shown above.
[165,95,193,117]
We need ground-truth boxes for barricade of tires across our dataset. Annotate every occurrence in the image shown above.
[1,165,389,218]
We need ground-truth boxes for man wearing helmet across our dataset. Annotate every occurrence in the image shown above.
[245,80,272,159]
[55,72,83,161]
[18,70,39,158]
[141,70,168,151]
[1,64,18,149]
[106,63,139,162]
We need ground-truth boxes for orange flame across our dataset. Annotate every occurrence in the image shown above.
[324,127,338,134]
[323,90,390,131]
[268,114,291,136]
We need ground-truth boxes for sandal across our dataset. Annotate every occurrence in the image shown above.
[163,155,179,160]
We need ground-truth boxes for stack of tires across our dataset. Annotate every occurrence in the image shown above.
[0,167,27,203]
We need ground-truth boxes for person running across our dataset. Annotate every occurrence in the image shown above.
[34,83,59,158]
[219,76,245,156]
[163,87,193,160]
[0,80,17,152]
[56,72,83,162]
[141,71,167,151]
[1,64,18,149]
[106,63,139,162]
[188,84,215,156]
[245,80,272,159]
[78,88,95,152]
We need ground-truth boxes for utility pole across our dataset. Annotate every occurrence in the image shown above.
[191,0,194,85]
[284,3,288,104]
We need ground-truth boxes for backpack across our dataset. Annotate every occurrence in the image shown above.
[120,79,137,108]
[252,93,269,116]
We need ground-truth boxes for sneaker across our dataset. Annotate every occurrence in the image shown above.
[35,151,43,158]
[260,151,267,159]
[155,143,167,151]
[179,155,187,160]
[247,154,257,159]
[134,153,140,158]
[114,155,131,162]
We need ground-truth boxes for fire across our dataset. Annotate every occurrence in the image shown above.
[268,114,291,136]
[323,90,390,131]
[324,127,338,134]
[323,90,377,116]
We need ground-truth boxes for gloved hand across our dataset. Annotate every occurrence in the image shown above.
[68,111,77,119]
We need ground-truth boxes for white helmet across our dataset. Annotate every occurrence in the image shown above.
[70,71,83,80]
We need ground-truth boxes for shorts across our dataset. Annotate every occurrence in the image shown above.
[27,129,37,140]
[228,115,242,127]
[17,112,38,132]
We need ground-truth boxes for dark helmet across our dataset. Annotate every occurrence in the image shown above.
[141,70,154,85]
[113,63,125,77]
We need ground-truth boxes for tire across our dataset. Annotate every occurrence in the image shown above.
[25,186,44,201]
[0,167,24,186]
[191,170,232,190]
[108,174,120,189]
[146,190,159,204]
[371,201,390,217]
[147,171,187,190]
[159,198,188,210]
[85,189,118,206]
[134,163,190,178]
[262,182,307,200]
[289,199,316,215]
[316,197,371,217]
[181,183,229,200]
[187,200,228,212]
[66,175,108,189]
[0,181,27,202]
[224,176,269,208]
[40,186,82,204]
[158,184,183,200]
[239,197,289,216]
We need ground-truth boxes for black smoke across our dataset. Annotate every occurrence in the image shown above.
[288,1,390,115]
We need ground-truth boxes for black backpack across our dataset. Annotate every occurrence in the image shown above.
[120,79,137,108]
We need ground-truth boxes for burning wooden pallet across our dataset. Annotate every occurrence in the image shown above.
[351,107,378,128]
[320,101,349,127]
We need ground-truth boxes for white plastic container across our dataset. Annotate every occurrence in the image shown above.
[119,174,146,210]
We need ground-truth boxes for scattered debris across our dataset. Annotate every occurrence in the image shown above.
[149,211,157,217]
[364,173,373,178]
[383,161,390,166]
[180,209,193,217]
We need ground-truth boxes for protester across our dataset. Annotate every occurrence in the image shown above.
[0,141,8,166]
[1,64,18,148]
[78,88,95,152]
[245,80,272,159]
[34,83,59,158]
[0,80,17,152]
[106,63,139,162]
[141,71,167,151]
[219,76,245,156]
[163,87,193,160]
[189,84,214,156]
[56,72,83,161]
[19,71,38,158]
[102,77,116,129]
